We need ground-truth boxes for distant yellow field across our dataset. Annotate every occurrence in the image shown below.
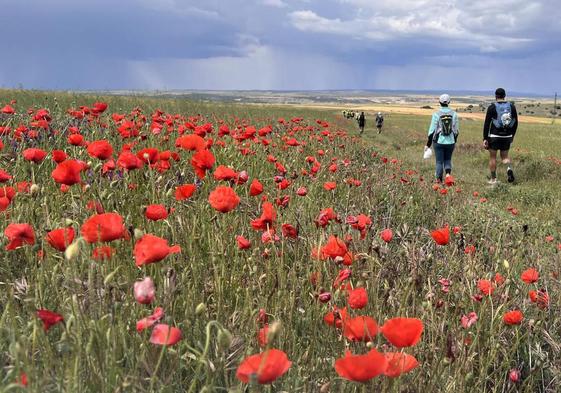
[270,103,556,125]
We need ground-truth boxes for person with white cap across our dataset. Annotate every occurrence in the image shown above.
[424,94,459,183]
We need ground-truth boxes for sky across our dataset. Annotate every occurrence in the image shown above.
[0,0,560,94]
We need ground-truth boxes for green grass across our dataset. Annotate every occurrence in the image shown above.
[0,89,560,392]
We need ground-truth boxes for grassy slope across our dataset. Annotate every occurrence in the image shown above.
[0,89,560,392]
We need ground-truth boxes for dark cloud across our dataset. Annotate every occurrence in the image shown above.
[0,0,558,93]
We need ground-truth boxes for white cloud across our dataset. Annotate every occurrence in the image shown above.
[290,0,555,52]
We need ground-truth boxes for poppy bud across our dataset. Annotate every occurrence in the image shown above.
[503,259,510,269]
[217,328,233,350]
[133,277,155,305]
[509,369,521,383]
[30,184,40,195]
[318,292,332,303]
[257,308,268,324]
[195,302,207,316]
[133,228,144,239]
[64,239,82,260]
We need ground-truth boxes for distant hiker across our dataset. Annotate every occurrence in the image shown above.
[483,88,518,184]
[375,112,384,134]
[358,112,366,134]
[424,94,459,183]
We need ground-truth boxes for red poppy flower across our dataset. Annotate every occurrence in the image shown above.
[431,226,449,245]
[213,165,238,181]
[521,268,539,284]
[4,223,35,250]
[136,148,159,164]
[529,289,549,309]
[208,186,240,213]
[81,213,127,243]
[477,279,495,296]
[67,134,85,146]
[45,227,75,251]
[87,140,113,160]
[1,104,15,114]
[251,202,277,230]
[323,181,336,191]
[249,179,264,196]
[117,151,143,170]
[334,349,387,382]
[0,196,10,212]
[281,223,298,239]
[321,235,348,260]
[236,235,251,250]
[134,277,155,304]
[176,134,206,151]
[348,287,368,309]
[0,169,11,183]
[343,316,378,342]
[191,149,215,179]
[149,323,182,346]
[22,148,47,163]
[236,349,291,384]
[134,234,181,266]
[324,306,348,329]
[51,160,83,186]
[36,309,64,331]
[175,184,196,201]
[51,150,67,163]
[461,312,478,329]
[137,307,164,332]
[380,228,393,243]
[145,204,168,221]
[381,317,424,348]
[296,187,307,196]
[383,352,419,377]
[503,310,523,325]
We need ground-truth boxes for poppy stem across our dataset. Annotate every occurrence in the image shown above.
[149,345,167,391]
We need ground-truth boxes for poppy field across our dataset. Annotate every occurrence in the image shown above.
[0,90,560,392]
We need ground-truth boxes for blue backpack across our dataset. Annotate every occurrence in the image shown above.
[492,102,516,135]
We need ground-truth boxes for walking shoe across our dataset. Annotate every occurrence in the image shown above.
[487,178,497,185]
[507,168,515,183]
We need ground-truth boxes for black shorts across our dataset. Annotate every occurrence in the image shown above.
[489,138,511,151]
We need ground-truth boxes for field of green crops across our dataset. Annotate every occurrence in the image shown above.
[0,89,560,392]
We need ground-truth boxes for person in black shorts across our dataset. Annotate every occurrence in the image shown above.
[375,112,384,134]
[357,112,365,134]
[483,88,518,184]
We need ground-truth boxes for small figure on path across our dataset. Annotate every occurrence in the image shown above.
[357,111,366,134]
[375,112,384,134]
[424,94,459,183]
[483,88,518,184]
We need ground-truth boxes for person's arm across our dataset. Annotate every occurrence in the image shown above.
[453,112,459,142]
[426,113,437,147]
[511,103,518,138]
[483,105,494,142]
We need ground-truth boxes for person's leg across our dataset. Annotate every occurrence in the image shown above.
[443,144,455,175]
[500,149,515,182]
[489,149,497,181]
[434,143,444,182]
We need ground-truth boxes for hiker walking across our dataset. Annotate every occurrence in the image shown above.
[424,94,459,183]
[357,111,366,134]
[375,112,384,134]
[483,88,518,184]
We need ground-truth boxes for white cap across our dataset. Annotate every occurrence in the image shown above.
[439,94,450,104]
